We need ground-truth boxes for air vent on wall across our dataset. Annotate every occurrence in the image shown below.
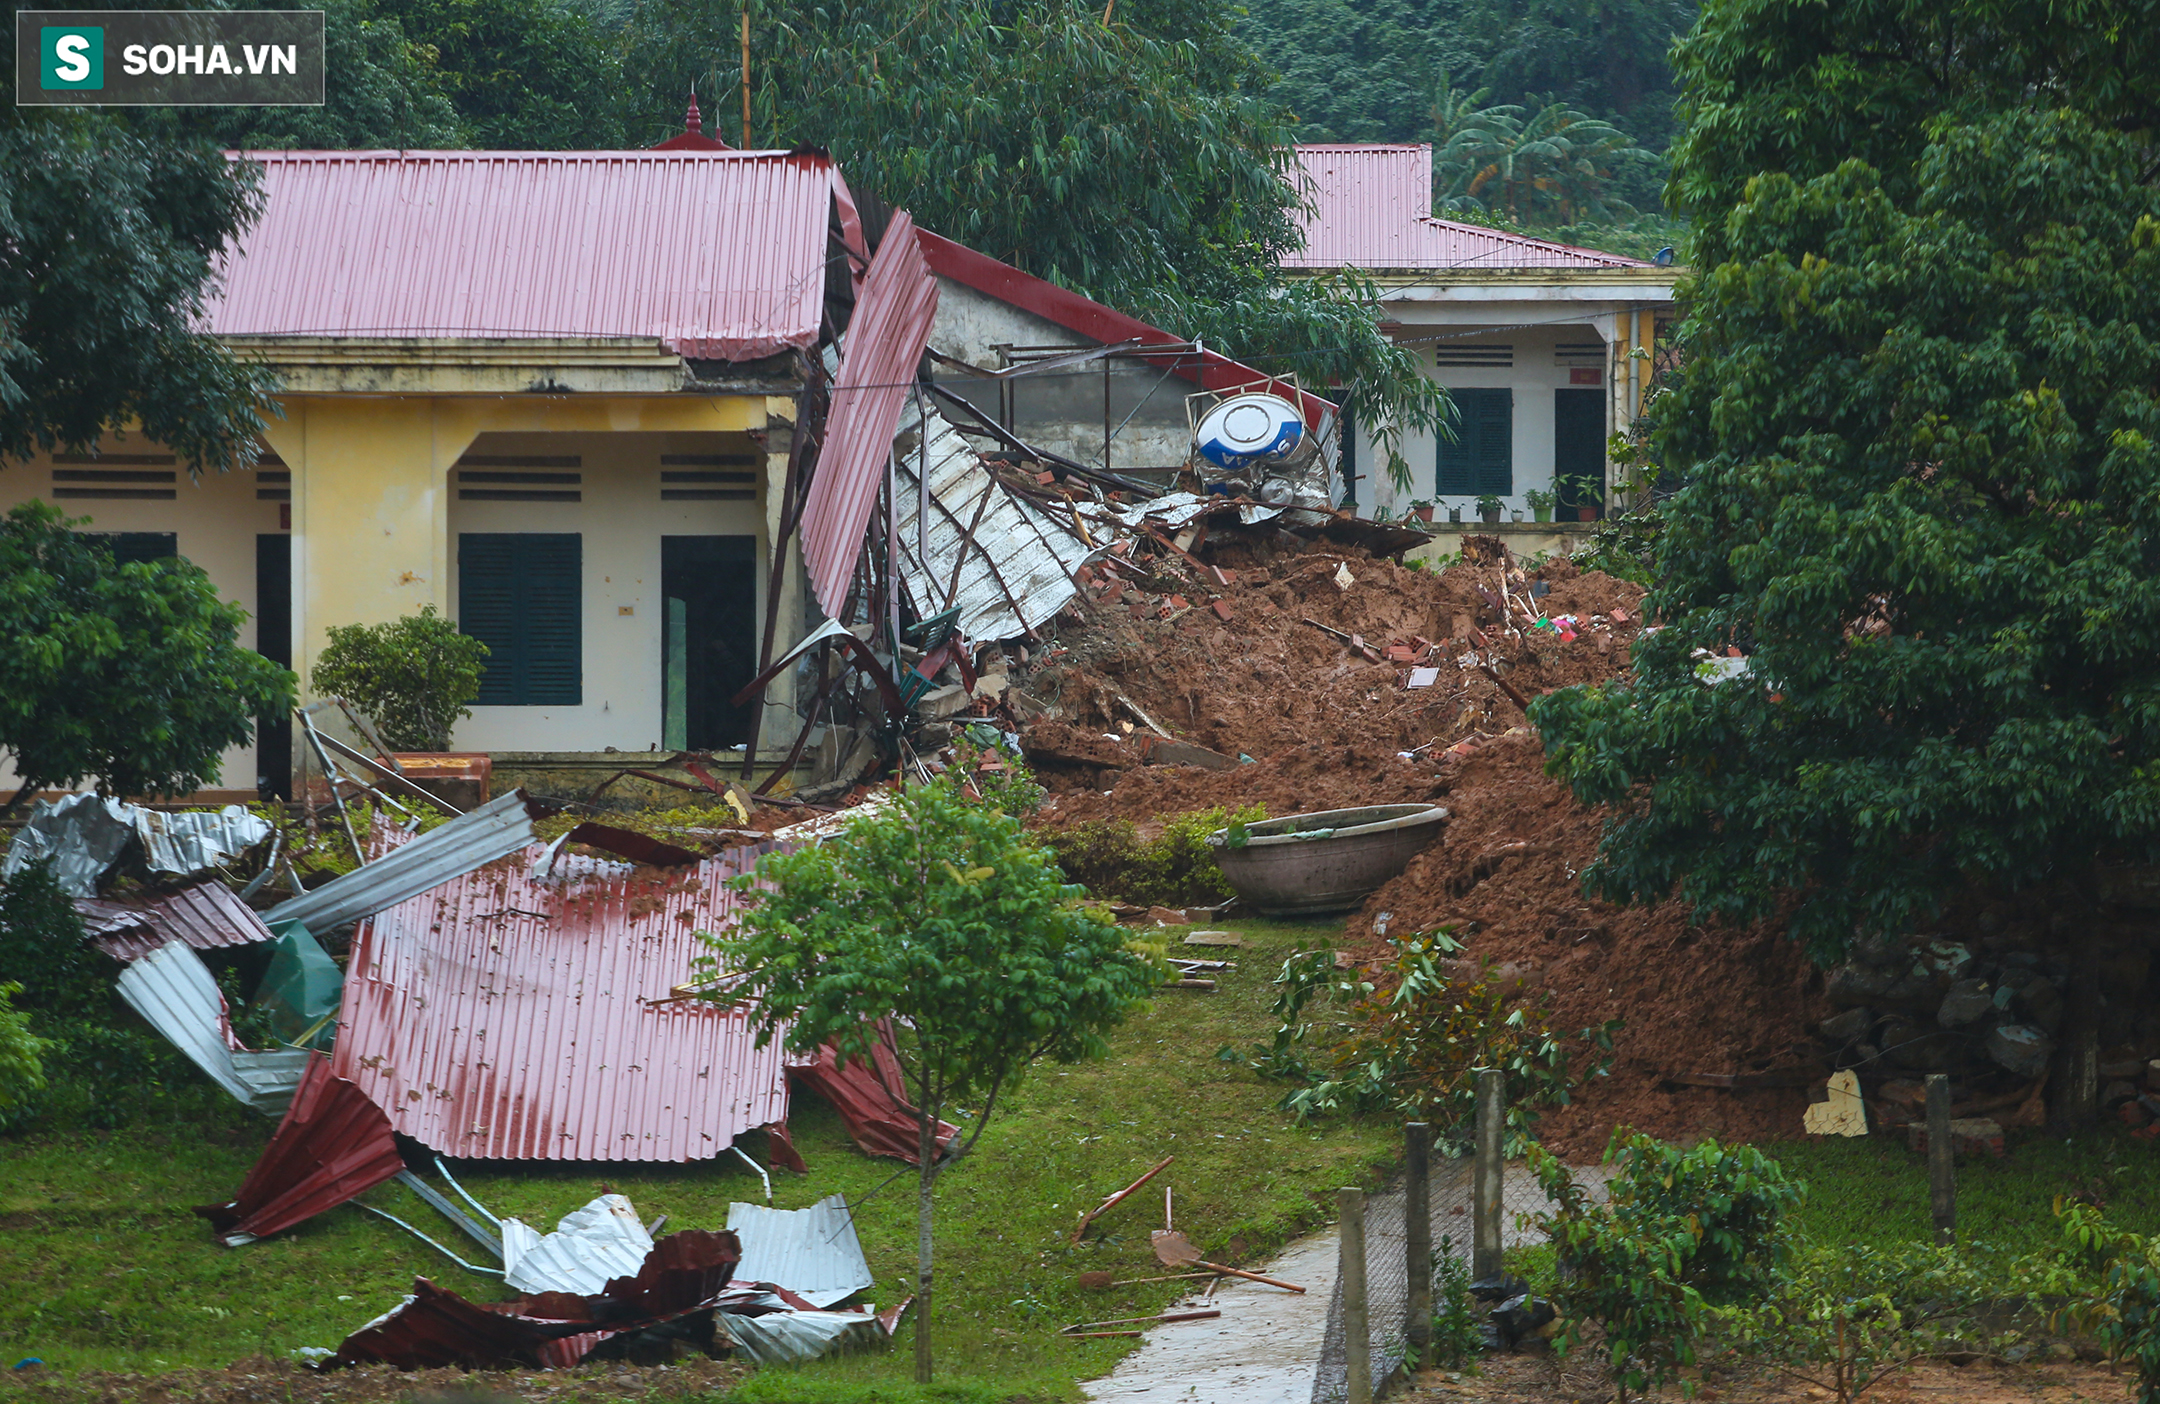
[661,469,755,502]
[256,469,291,502]
[52,464,177,500]
[1432,344,1514,368]
[456,455,582,502]
[1554,342,1606,365]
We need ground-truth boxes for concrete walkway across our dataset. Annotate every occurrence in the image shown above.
[1081,1159,1608,1404]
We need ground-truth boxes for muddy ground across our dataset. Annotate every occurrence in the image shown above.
[1015,532,1826,1158]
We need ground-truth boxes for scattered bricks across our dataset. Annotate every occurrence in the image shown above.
[1216,568,1237,586]
[1101,581,1126,605]
[1611,607,1631,623]
[1147,905,1191,926]
[1385,645,1419,662]
[1905,1117,2006,1160]
[1167,595,1190,611]
[1037,470,1057,485]
[1211,600,1234,622]
[1129,600,1153,620]
[2120,1099,2153,1129]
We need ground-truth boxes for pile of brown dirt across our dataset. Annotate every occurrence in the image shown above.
[1017,533,1827,1158]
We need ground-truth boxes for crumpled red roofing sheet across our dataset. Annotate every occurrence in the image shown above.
[800,209,942,618]
[329,837,794,1162]
[207,150,842,361]
[78,880,276,962]
[786,1035,958,1164]
[196,1052,403,1245]
[331,1229,745,1371]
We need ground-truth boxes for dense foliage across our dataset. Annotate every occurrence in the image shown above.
[699,777,1159,1381]
[1534,0,2160,963]
[0,503,296,815]
[1043,803,1266,907]
[311,604,490,752]
[1237,0,1692,206]
[0,108,275,474]
[1240,931,1617,1144]
[1532,1132,1803,1400]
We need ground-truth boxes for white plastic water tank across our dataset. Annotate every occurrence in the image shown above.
[1194,392,1304,471]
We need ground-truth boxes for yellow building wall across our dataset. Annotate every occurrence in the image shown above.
[0,440,286,798]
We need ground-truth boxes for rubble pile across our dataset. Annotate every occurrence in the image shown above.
[998,531,1845,1155]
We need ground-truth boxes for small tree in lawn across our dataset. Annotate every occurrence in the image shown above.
[700,777,1160,1383]
[311,605,489,752]
[0,502,295,816]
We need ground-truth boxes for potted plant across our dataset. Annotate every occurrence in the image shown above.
[1408,498,1436,523]
[1475,493,1505,525]
[1561,471,1604,521]
[1524,487,1557,523]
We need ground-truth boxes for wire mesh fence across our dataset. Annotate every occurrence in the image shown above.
[1312,1155,1597,1403]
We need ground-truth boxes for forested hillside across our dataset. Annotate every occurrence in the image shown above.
[1238,0,1695,223]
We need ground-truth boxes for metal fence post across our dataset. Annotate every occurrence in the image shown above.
[1473,1068,1505,1279]
[1405,1122,1433,1362]
[1340,1186,1372,1404]
[1927,1073,1955,1247]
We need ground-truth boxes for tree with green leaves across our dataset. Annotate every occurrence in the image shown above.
[626,0,1449,491]
[698,778,1159,1382]
[1533,0,2160,1124]
[0,503,296,815]
[0,109,275,475]
[312,605,490,752]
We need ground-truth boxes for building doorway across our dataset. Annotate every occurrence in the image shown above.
[660,536,758,751]
[1554,389,1605,520]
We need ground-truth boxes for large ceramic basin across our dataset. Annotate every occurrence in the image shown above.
[1205,804,1448,917]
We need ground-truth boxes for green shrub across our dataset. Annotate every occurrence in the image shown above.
[0,983,50,1112]
[1714,1239,2053,1403]
[2061,1197,2160,1403]
[1041,804,1264,906]
[311,604,488,752]
[0,860,105,1016]
[1531,1131,1804,1402]
[1240,932,1618,1145]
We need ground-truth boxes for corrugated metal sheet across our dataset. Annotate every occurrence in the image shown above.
[801,211,942,618]
[502,1194,654,1296]
[263,790,539,933]
[892,399,1094,640]
[2,795,270,897]
[79,881,276,962]
[727,1193,874,1307]
[1284,144,1649,271]
[114,941,311,1115]
[329,837,798,1162]
[199,1052,405,1245]
[206,151,837,360]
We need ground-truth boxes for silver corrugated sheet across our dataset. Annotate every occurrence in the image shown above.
[892,399,1096,641]
[718,1302,887,1363]
[115,941,310,1116]
[727,1193,875,1308]
[501,1194,655,1295]
[263,790,537,932]
[2,795,271,897]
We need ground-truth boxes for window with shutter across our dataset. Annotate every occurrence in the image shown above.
[1434,388,1513,497]
[459,533,582,706]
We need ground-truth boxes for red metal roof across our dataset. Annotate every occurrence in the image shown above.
[1283,144,1649,272]
[918,230,1339,430]
[197,1052,405,1245]
[800,211,942,620]
[78,880,275,963]
[328,839,794,1162]
[206,150,841,360]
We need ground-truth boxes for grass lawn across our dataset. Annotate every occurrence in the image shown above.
[0,917,1397,1400]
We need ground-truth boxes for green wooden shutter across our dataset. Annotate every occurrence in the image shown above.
[1435,388,1513,496]
[460,533,581,706]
